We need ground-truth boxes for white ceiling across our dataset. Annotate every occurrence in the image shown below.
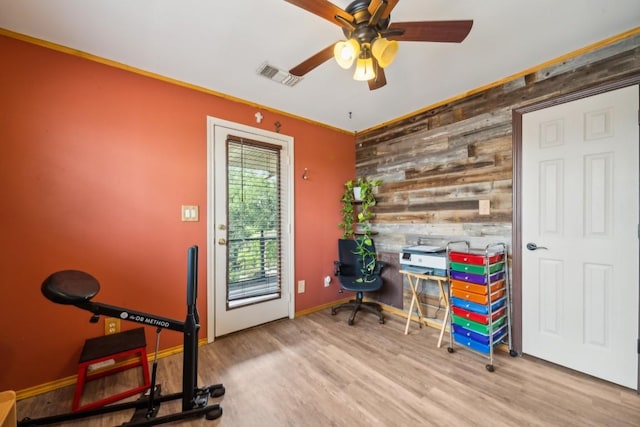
[1,0,638,132]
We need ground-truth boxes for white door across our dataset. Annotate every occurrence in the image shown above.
[522,85,639,389]
[207,117,294,339]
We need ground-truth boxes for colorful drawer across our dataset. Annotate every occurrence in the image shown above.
[453,328,508,354]
[451,287,505,305]
[451,296,505,314]
[448,251,504,266]
[451,305,506,324]
[450,279,504,295]
[450,270,504,285]
[449,261,505,275]
[452,314,506,334]
[452,324,507,345]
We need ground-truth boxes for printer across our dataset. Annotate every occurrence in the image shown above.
[399,245,447,277]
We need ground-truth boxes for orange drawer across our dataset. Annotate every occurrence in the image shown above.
[450,279,505,296]
[451,287,505,305]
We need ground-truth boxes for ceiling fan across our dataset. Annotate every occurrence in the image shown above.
[285,0,473,90]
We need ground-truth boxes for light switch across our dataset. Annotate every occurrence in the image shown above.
[479,199,490,216]
[181,205,199,222]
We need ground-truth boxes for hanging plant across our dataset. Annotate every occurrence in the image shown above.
[338,179,357,239]
[338,177,382,240]
[354,234,377,281]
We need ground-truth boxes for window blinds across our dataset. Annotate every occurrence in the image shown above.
[226,136,282,307]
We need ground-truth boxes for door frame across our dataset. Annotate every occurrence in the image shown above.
[512,75,640,384]
[205,116,295,343]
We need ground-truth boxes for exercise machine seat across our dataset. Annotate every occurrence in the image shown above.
[41,270,100,305]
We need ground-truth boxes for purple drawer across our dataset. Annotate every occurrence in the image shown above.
[450,270,504,285]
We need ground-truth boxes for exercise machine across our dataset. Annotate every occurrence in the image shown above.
[19,245,225,426]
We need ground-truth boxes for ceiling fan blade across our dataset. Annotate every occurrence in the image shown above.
[387,20,474,43]
[368,59,387,91]
[289,44,335,76]
[368,0,399,20]
[284,0,353,27]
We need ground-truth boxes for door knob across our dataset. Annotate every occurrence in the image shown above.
[526,242,548,251]
[218,238,227,245]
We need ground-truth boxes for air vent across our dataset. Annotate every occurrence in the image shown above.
[257,62,303,87]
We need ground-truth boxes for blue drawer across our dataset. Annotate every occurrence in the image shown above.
[450,296,505,314]
[452,324,507,345]
[453,330,507,354]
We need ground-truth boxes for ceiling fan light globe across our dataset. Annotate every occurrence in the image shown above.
[371,37,398,68]
[353,57,375,81]
[334,39,360,69]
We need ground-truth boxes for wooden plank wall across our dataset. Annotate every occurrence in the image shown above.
[358,33,640,310]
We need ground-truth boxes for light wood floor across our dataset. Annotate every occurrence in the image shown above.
[17,310,640,426]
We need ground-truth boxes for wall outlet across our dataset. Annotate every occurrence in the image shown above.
[105,317,120,335]
[297,280,305,294]
[324,276,331,287]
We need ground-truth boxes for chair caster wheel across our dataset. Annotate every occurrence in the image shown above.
[331,309,337,315]
[509,349,518,357]
[447,347,454,353]
[486,364,494,372]
[347,319,354,326]
[205,407,223,420]
[379,319,384,324]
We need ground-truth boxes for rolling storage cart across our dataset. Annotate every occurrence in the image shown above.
[445,241,517,371]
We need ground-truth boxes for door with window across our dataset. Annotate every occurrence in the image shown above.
[207,118,293,338]
[521,85,638,389]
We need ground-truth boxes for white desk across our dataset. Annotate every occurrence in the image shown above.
[400,270,450,348]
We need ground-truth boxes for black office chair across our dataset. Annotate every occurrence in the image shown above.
[331,238,385,325]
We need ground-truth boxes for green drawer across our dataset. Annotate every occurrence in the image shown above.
[452,314,506,334]
[449,261,504,275]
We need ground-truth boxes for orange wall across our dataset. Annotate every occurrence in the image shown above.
[0,35,355,392]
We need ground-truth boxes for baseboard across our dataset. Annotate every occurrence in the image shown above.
[294,298,447,330]
[377,301,449,331]
[295,298,434,325]
[294,297,351,317]
[16,338,208,401]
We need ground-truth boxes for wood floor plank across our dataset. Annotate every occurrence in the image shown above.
[16,311,640,426]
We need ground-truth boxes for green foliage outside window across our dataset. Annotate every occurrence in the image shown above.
[227,144,280,289]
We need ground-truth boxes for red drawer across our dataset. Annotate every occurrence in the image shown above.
[451,305,506,325]
[449,251,504,266]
